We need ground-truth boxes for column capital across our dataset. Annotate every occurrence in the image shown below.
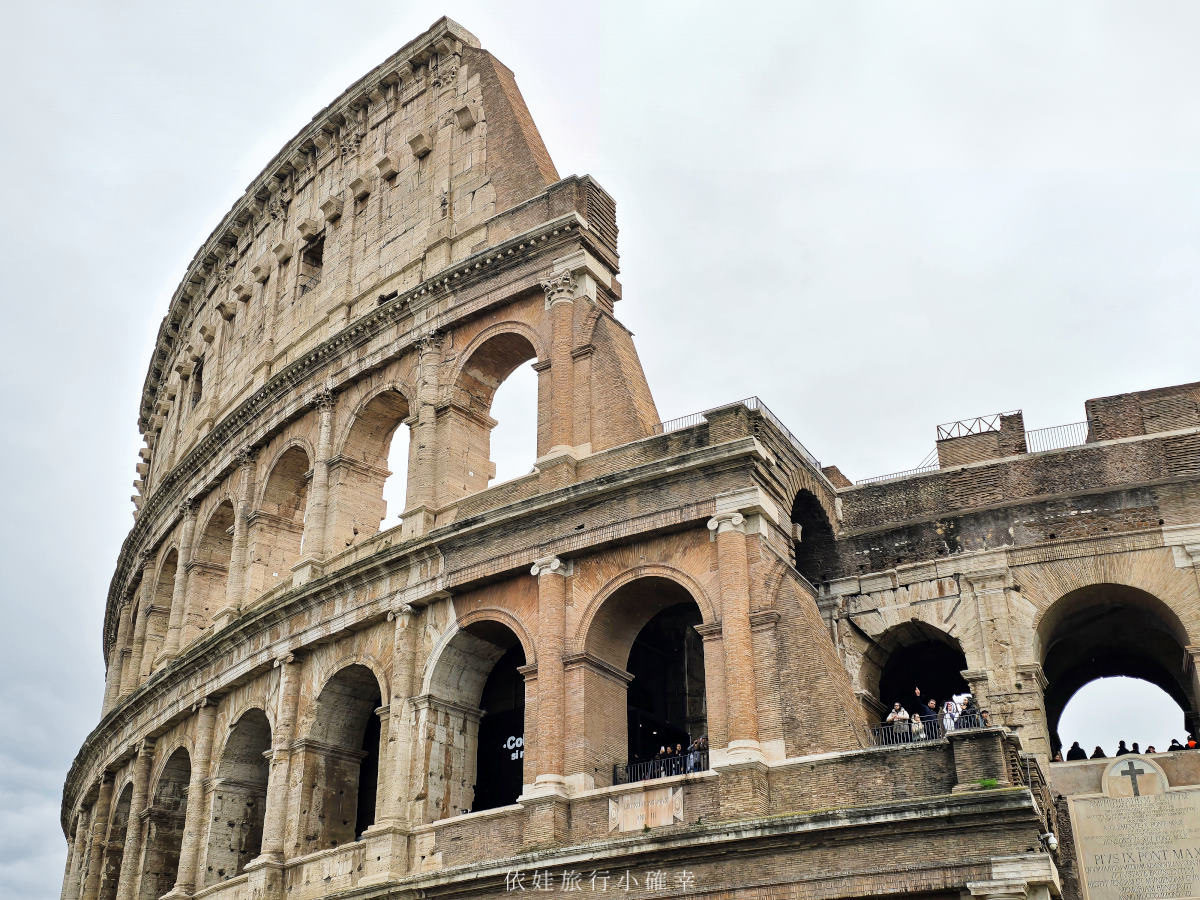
[387,603,416,622]
[707,512,745,534]
[313,387,335,411]
[235,445,258,467]
[531,556,567,577]
[178,498,197,520]
[416,330,446,354]
[273,651,298,668]
[541,270,576,307]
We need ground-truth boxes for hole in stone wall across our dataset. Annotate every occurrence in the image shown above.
[489,359,537,484]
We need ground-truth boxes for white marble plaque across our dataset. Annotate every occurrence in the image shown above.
[608,786,684,832]
[1070,757,1200,900]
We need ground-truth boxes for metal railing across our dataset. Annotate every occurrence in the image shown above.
[856,463,940,486]
[1024,421,1088,454]
[654,397,823,474]
[867,711,991,747]
[614,749,709,785]
[936,412,1019,440]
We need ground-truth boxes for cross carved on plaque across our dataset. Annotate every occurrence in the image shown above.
[1119,760,1146,796]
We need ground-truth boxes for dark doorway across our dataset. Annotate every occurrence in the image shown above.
[880,635,968,717]
[355,688,381,838]
[626,602,707,763]
[473,644,526,811]
[791,490,837,585]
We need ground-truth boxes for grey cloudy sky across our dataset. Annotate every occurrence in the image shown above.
[1,2,1197,896]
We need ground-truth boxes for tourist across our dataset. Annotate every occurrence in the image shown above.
[886,703,910,743]
[1131,742,1140,754]
[910,709,926,741]
[1052,751,1063,762]
[960,695,982,729]
[942,700,959,734]
[1066,741,1087,761]
[1169,738,1185,751]
[920,698,940,738]
[1090,746,1107,759]
[1188,734,1198,749]
[1146,746,1157,754]
[979,708,991,726]
[674,743,685,775]
[1115,740,1130,756]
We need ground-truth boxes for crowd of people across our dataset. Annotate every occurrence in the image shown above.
[878,687,990,743]
[1057,734,1198,761]
[632,736,709,779]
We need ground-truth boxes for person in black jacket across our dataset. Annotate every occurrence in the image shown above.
[1066,741,1087,761]
[1090,746,1107,758]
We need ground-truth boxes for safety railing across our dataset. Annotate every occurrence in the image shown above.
[867,711,991,747]
[614,749,709,785]
[856,463,940,486]
[1024,421,1089,454]
[654,397,823,473]
[936,412,1018,440]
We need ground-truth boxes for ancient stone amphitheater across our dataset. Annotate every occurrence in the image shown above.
[62,17,1200,900]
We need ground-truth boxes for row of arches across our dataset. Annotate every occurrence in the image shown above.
[109,329,544,706]
[861,583,1198,754]
[81,573,716,896]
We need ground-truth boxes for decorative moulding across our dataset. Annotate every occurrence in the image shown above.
[375,151,403,179]
[216,300,237,321]
[407,131,433,158]
[297,218,321,241]
[319,196,344,221]
[250,257,272,283]
[349,174,372,200]
[454,104,476,130]
[231,282,253,302]
[272,241,294,264]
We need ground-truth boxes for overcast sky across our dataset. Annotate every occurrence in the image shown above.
[2,2,1198,896]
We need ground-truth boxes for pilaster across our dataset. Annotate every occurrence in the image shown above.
[114,738,155,900]
[530,556,569,796]
[158,500,197,665]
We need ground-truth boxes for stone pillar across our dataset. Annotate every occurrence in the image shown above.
[80,773,114,900]
[122,565,153,696]
[102,609,132,715]
[159,501,196,663]
[253,654,301,863]
[404,333,443,532]
[381,604,418,825]
[541,272,576,454]
[62,807,90,900]
[114,739,155,900]
[707,512,760,754]
[530,557,568,794]
[216,448,256,627]
[297,390,334,571]
[166,699,216,898]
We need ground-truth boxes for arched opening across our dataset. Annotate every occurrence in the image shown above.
[581,576,709,785]
[1039,584,1197,757]
[298,664,383,853]
[248,447,310,599]
[138,748,190,900]
[146,550,176,673]
[790,490,837,587]
[489,361,538,483]
[203,709,271,884]
[329,389,411,551]
[187,500,234,641]
[450,332,538,496]
[1058,677,1188,759]
[424,619,528,818]
[867,621,968,726]
[97,782,132,900]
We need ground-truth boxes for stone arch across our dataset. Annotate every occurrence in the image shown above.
[203,707,271,885]
[420,615,530,818]
[295,663,385,853]
[327,385,413,550]
[97,780,133,900]
[1036,582,1197,754]
[863,621,969,725]
[573,571,714,786]
[247,444,311,600]
[422,608,537,696]
[139,746,190,900]
[443,325,544,497]
[186,498,235,642]
[573,564,716,657]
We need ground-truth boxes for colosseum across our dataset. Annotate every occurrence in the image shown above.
[62,17,1200,900]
